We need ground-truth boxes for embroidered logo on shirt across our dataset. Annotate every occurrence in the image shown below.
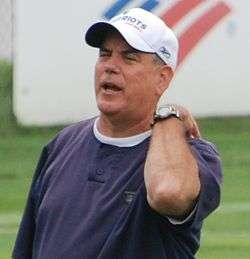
[124,191,136,204]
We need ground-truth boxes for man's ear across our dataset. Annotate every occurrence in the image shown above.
[156,66,174,96]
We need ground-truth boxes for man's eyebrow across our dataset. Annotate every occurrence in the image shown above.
[99,46,110,51]
[122,49,140,55]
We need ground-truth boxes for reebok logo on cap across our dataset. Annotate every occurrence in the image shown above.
[159,46,171,59]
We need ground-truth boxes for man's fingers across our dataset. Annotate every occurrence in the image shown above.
[191,118,201,138]
[184,114,201,139]
[171,104,201,138]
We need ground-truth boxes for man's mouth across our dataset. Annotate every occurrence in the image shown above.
[101,82,123,92]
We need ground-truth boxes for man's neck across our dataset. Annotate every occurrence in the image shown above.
[97,113,153,138]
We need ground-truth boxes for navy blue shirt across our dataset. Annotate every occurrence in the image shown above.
[13,119,222,259]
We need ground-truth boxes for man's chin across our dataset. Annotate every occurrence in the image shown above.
[97,103,123,117]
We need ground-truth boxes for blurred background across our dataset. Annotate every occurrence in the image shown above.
[0,0,249,258]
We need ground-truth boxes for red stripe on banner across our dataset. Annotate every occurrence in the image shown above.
[177,1,231,68]
[161,0,205,27]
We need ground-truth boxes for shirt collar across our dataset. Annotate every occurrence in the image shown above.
[93,117,151,147]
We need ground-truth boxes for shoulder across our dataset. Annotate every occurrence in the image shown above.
[188,138,220,155]
[188,138,222,177]
[57,118,95,140]
[46,117,96,154]
[188,138,221,174]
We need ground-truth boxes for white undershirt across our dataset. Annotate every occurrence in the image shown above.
[93,118,152,147]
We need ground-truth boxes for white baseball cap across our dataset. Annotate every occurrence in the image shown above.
[85,8,179,71]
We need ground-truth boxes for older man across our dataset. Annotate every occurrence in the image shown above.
[13,8,222,259]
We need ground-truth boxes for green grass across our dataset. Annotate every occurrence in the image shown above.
[197,211,250,258]
[1,61,250,258]
[0,60,14,134]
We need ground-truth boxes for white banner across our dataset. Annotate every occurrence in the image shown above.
[14,0,250,125]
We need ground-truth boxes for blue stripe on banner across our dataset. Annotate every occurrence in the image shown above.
[103,0,133,19]
[140,0,159,12]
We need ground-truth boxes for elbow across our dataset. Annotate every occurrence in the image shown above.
[147,181,199,216]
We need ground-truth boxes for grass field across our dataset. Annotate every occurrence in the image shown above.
[1,62,250,258]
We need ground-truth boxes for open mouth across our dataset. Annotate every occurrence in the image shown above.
[101,82,122,92]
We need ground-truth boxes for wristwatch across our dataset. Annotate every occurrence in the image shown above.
[152,104,181,125]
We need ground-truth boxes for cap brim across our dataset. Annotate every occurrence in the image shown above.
[85,21,154,53]
[85,22,115,47]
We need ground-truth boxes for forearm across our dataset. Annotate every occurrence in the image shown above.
[144,118,200,216]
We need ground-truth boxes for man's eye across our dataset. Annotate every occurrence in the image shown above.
[125,54,137,61]
[99,51,109,57]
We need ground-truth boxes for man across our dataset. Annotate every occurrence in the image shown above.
[13,8,222,259]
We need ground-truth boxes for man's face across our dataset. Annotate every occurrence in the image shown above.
[94,31,165,121]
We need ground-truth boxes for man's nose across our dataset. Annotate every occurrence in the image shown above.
[104,57,120,74]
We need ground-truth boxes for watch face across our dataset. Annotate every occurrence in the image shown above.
[153,105,180,125]
[158,107,171,117]
[156,105,180,118]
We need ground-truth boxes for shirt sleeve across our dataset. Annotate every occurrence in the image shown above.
[167,138,222,226]
[190,138,222,222]
[167,204,198,225]
[12,144,52,259]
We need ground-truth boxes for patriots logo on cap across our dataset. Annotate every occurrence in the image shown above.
[159,46,171,58]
